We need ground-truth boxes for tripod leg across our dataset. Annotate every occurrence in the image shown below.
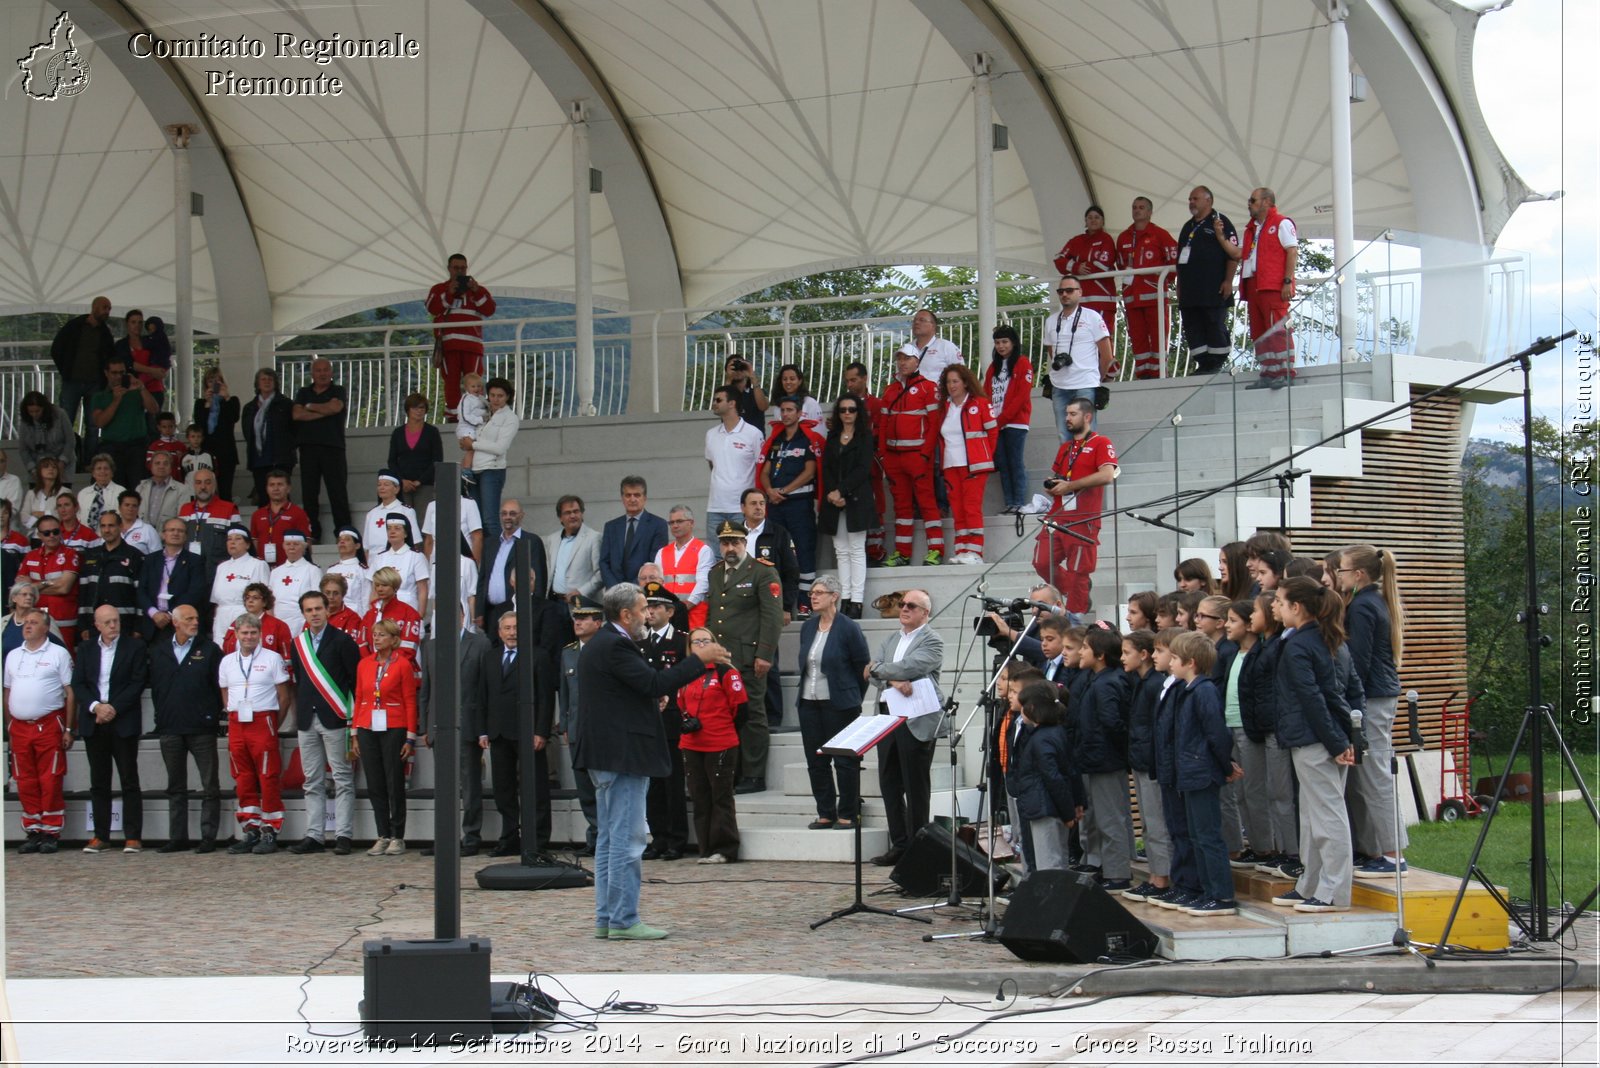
[1437,710,1532,948]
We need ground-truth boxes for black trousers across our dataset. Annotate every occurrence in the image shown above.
[460,743,486,844]
[684,746,741,859]
[357,727,409,839]
[160,732,220,843]
[102,439,147,493]
[298,444,351,539]
[646,741,689,851]
[877,723,935,852]
[488,737,551,848]
[85,729,142,840]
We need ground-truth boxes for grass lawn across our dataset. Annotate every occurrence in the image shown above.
[1406,799,1597,906]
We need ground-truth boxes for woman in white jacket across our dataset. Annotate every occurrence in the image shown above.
[471,377,518,529]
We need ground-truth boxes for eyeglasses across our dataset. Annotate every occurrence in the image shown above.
[901,602,928,613]
[37,528,60,537]
[1196,612,1223,621]
[669,518,693,524]
[838,406,859,413]
[1056,288,1080,294]
[690,638,715,646]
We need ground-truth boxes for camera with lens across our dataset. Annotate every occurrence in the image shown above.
[728,358,749,373]
[974,595,1029,637]
[1051,351,1073,372]
[680,713,703,734]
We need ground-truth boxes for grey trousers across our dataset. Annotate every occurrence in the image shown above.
[1291,744,1353,906]
[1218,746,1245,853]
[1132,770,1171,877]
[1346,694,1408,855]
[1265,735,1299,855]
[734,657,770,782]
[1029,817,1072,872]
[298,720,357,840]
[160,733,220,844]
[1083,770,1135,880]
[1232,727,1275,853]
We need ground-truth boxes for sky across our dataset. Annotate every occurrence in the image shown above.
[1471,0,1597,442]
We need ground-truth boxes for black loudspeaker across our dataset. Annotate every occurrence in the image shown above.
[997,871,1158,962]
[360,937,493,1042]
[890,822,1010,897]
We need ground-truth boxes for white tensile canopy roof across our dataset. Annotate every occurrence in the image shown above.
[1,0,1528,338]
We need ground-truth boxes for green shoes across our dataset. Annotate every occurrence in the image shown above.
[607,922,669,940]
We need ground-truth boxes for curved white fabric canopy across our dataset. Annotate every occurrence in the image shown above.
[1,0,1529,334]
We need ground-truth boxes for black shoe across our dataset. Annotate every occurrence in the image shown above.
[641,846,663,861]
[461,839,481,857]
[421,846,435,857]
[251,829,279,855]
[734,777,766,795]
[18,832,42,854]
[288,836,324,855]
[870,849,904,867]
[490,839,521,858]
[661,848,685,861]
[1246,377,1274,390]
[227,830,260,855]
[194,839,217,854]
[1268,375,1289,390]
[332,837,352,856]
[37,836,60,854]
[157,839,192,854]
[577,843,596,858]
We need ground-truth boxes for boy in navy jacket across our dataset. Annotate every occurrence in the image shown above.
[1120,630,1171,902]
[1167,631,1241,916]
[1149,628,1200,909]
[1073,626,1134,890]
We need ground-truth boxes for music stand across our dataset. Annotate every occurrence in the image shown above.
[810,715,932,929]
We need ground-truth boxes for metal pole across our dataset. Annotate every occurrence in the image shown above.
[572,102,597,416]
[433,462,462,939]
[1328,2,1358,362]
[1517,355,1550,940]
[973,54,997,346]
[166,124,196,419]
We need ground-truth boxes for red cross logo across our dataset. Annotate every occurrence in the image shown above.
[226,574,236,582]
[281,576,293,586]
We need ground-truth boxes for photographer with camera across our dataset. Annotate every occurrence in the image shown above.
[426,253,496,423]
[977,582,1066,667]
[90,355,158,489]
[1042,278,1115,442]
[722,354,768,430]
[1032,397,1118,624]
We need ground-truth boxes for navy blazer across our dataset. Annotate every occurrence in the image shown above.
[1237,635,1283,743]
[241,392,295,470]
[287,624,361,731]
[572,624,707,777]
[70,635,149,740]
[136,548,207,638]
[148,635,223,734]
[1125,668,1166,774]
[599,510,670,589]
[1008,721,1085,822]
[796,612,871,711]
[1074,666,1131,773]
[1173,675,1233,791]
[1345,585,1399,699]
[1274,624,1353,756]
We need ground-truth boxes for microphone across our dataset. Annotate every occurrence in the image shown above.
[1129,512,1195,537]
[1406,689,1425,748]
[1028,600,1067,617]
[1039,518,1094,544]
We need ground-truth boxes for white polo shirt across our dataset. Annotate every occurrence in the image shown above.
[219,645,289,720]
[899,336,961,387]
[704,420,765,513]
[3,640,74,720]
[422,496,484,561]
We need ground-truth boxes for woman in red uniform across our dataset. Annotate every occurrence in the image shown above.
[936,365,997,564]
[1054,204,1120,335]
[678,627,747,864]
[359,566,421,661]
[222,583,293,655]
[352,619,418,856]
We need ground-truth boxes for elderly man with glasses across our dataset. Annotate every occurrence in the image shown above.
[865,589,944,866]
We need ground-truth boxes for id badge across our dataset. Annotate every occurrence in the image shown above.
[265,543,278,564]
[1177,246,1192,265]
[238,707,254,723]
[1060,492,1079,513]
[189,540,202,555]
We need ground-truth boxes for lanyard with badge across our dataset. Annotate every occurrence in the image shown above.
[371,656,392,731]
[235,650,258,721]
[1178,214,1216,266]
[1055,432,1097,513]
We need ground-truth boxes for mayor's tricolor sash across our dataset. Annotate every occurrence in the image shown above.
[295,629,352,720]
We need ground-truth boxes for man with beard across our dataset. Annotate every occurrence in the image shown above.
[705,520,784,795]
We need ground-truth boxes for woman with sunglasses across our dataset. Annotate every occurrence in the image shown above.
[817,395,875,617]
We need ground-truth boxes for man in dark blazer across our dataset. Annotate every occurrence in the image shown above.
[475,498,550,640]
[148,604,223,852]
[417,621,491,855]
[598,476,669,589]
[865,587,945,866]
[285,591,361,855]
[137,517,207,641]
[476,611,554,854]
[71,605,149,851]
[573,583,730,940]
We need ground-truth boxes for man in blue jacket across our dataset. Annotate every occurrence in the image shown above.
[599,476,669,589]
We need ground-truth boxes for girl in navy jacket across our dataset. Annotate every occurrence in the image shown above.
[1338,544,1408,877]
[1271,577,1356,912]
[1239,592,1297,874]
[1011,680,1085,873]
[1167,631,1241,916]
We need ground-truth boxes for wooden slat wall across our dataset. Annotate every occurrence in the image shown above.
[1286,388,1467,751]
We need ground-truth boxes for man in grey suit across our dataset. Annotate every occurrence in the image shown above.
[866,588,944,866]
[544,494,603,604]
[417,621,492,855]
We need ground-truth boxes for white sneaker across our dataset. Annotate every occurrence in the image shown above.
[697,853,729,864]
[367,838,390,856]
[385,838,406,856]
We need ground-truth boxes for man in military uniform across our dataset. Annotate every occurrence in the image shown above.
[558,595,604,854]
[640,582,690,859]
[705,520,784,794]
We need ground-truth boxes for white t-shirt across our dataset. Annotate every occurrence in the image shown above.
[899,336,962,388]
[704,420,766,513]
[325,558,371,613]
[268,558,323,635]
[427,555,478,631]
[122,518,161,556]
[370,545,429,611]
[363,501,419,557]
[219,646,290,718]
[3,641,74,719]
[940,404,968,469]
[1042,306,1111,391]
[421,496,484,562]
[210,553,270,647]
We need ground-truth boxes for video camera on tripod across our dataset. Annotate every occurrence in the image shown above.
[974,596,1031,637]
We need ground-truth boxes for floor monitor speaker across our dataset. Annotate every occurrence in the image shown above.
[996,870,1158,962]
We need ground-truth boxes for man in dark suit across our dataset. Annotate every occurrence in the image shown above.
[599,476,669,589]
[573,583,730,940]
[138,517,206,641]
[148,603,224,852]
[417,622,492,855]
[740,487,799,729]
[475,498,550,640]
[71,605,149,852]
[476,611,553,854]
[285,591,361,855]
[639,583,690,860]
[865,588,945,866]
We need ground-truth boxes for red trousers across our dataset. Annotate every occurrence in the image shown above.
[882,451,943,558]
[1248,293,1295,380]
[1083,297,1117,337]
[943,467,990,558]
[438,344,485,417]
[1125,302,1164,379]
[9,714,66,836]
[1032,527,1101,614]
[229,715,284,831]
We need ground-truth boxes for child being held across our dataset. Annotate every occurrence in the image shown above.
[456,372,488,474]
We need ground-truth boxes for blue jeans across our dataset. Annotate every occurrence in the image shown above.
[996,426,1029,509]
[705,511,739,535]
[475,468,507,533]
[1050,386,1098,442]
[1183,782,1234,902]
[589,769,650,930]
